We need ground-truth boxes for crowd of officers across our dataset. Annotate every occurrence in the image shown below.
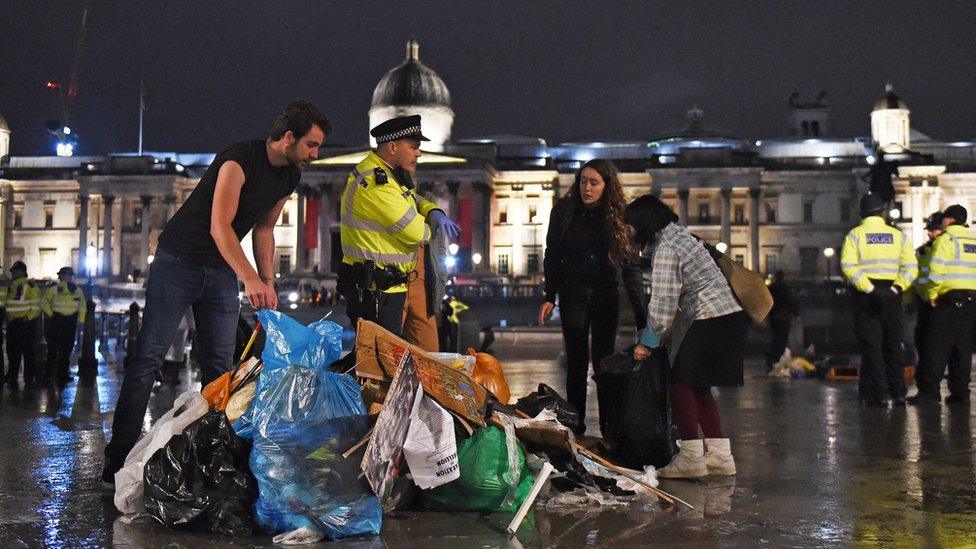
[0,262,87,390]
[842,194,976,406]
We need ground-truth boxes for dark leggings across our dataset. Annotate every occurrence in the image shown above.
[559,290,619,425]
[670,383,723,439]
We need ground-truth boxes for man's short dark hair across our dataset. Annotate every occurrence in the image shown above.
[270,100,332,141]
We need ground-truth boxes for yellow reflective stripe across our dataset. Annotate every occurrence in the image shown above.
[341,247,416,264]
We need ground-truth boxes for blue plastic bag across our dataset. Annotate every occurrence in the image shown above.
[239,310,382,539]
[234,309,343,439]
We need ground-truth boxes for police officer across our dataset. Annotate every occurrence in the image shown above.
[338,115,459,334]
[4,261,42,388]
[42,266,87,387]
[439,294,469,352]
[911,205,976,405]
[909,212,944,371]
[0,265,7,381]
[840,193,917,406]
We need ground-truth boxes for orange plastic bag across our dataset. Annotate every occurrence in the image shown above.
[202,357,261,411]
[466,348,511,404]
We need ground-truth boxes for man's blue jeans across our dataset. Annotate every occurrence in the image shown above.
[103,248,240,471]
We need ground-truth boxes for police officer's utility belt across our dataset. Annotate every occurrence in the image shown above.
[937,290,976,307]
[338,261,412,292]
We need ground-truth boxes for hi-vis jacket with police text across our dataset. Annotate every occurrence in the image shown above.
[5,277,42,321]
[926,224,976,301]
[840,216,917,293]
[340,151,440,293]
[42,280,87,322]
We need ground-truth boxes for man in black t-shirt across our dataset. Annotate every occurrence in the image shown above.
[102,100,331,483]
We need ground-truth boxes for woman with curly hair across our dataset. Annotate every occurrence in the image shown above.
[539,159,646,435]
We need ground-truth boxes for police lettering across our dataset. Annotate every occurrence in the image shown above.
[866,233,894,244]
[964,243,976,254]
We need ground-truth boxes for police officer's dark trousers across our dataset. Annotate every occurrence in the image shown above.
[6,318,39,384]
[559,287,619,433]
[852,280,906,401]
[343,289,406,336]
[916,291,976,401]
[46,313,78,384]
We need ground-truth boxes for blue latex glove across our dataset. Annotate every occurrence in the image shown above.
[638,327,662,349]
[428,209,461,239]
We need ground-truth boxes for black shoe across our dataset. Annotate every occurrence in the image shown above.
[907,394,940,405]
[945,395,971,405]
[860,397,890,407]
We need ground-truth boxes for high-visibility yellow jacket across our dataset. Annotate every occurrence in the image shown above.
[5,277,42,321]
[340,151,440,293]
[448,298,469,325]
[0,283,7,312]
[926,224,976,301]
[42,280,87,322]
[840,216,917,293]
[911,241,936,301]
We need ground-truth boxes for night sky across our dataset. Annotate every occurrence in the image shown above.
[2,1,974,156]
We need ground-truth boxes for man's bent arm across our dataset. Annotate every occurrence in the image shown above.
[253,196,288,283]
[210,161,262,283]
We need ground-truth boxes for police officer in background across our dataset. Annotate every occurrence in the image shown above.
[338,115,459,335]
[909,212,944,371]
[911,205,976,405]
[42,266,86,387]
[4,261,42,388]
[841,193,917,406]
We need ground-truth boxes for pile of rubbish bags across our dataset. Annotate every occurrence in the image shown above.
[114,312,680,543]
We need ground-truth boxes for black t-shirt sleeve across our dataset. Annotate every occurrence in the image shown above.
[216,141,256,177]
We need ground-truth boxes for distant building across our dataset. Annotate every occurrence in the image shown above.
[2,41,976,282]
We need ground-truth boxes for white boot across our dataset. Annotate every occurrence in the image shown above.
[704,438,737,476]
[658,439,707,479]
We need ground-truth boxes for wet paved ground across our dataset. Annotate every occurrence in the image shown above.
[1,331,975,547]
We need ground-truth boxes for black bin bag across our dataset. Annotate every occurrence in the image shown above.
[515,383,583,434]
[144,410,258,537]
[595,347,675,469]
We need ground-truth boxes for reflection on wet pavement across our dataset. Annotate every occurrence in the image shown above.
[1,339,975,547]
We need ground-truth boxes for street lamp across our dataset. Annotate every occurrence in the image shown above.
[448,243,459,255]
[715,242,729,254]
[823,247,835,278]
[472,252,482,265]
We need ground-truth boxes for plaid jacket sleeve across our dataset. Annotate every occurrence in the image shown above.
[647,241,682,336]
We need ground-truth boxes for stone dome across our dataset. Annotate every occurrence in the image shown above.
[371,40,452,109]
[874,83,908,111]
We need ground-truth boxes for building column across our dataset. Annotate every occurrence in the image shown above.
[296,190,306,272]
[140,195,153,269]
[748,188,761,272]
[720,187,732,245]
[78,193,89,274]
[164,195,177,221]
[101,194,115,278]
[678,188,690,225]
[909,186,925,249]
[446,181,460,220]
[477,185,492,273]
[318,188,332,274]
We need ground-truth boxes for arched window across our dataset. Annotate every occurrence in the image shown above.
[811,121,820,136]
[801,121,810,135]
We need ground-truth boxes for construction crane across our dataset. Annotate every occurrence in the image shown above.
[45,1,93,157]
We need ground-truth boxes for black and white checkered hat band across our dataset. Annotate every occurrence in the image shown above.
[376,125,422,143]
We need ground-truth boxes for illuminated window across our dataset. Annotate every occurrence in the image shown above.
[280,208,291,226]
[698,203,710,224]
[733,204,745,224]
[526,252,539,274]
[497,253,510,275]
[765,202,777,223]
[498,205,508,224]
[278,254,291,273]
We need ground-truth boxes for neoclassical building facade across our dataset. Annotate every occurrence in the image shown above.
[2,43,976,283]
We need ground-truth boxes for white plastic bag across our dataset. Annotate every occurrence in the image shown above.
[114,390,210,514]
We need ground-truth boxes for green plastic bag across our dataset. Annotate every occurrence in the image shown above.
[425,425,534,512]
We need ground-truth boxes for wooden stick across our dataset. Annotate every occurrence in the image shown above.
[573,444,693,510]
[507,461,554,536]
[341,426,374,459]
